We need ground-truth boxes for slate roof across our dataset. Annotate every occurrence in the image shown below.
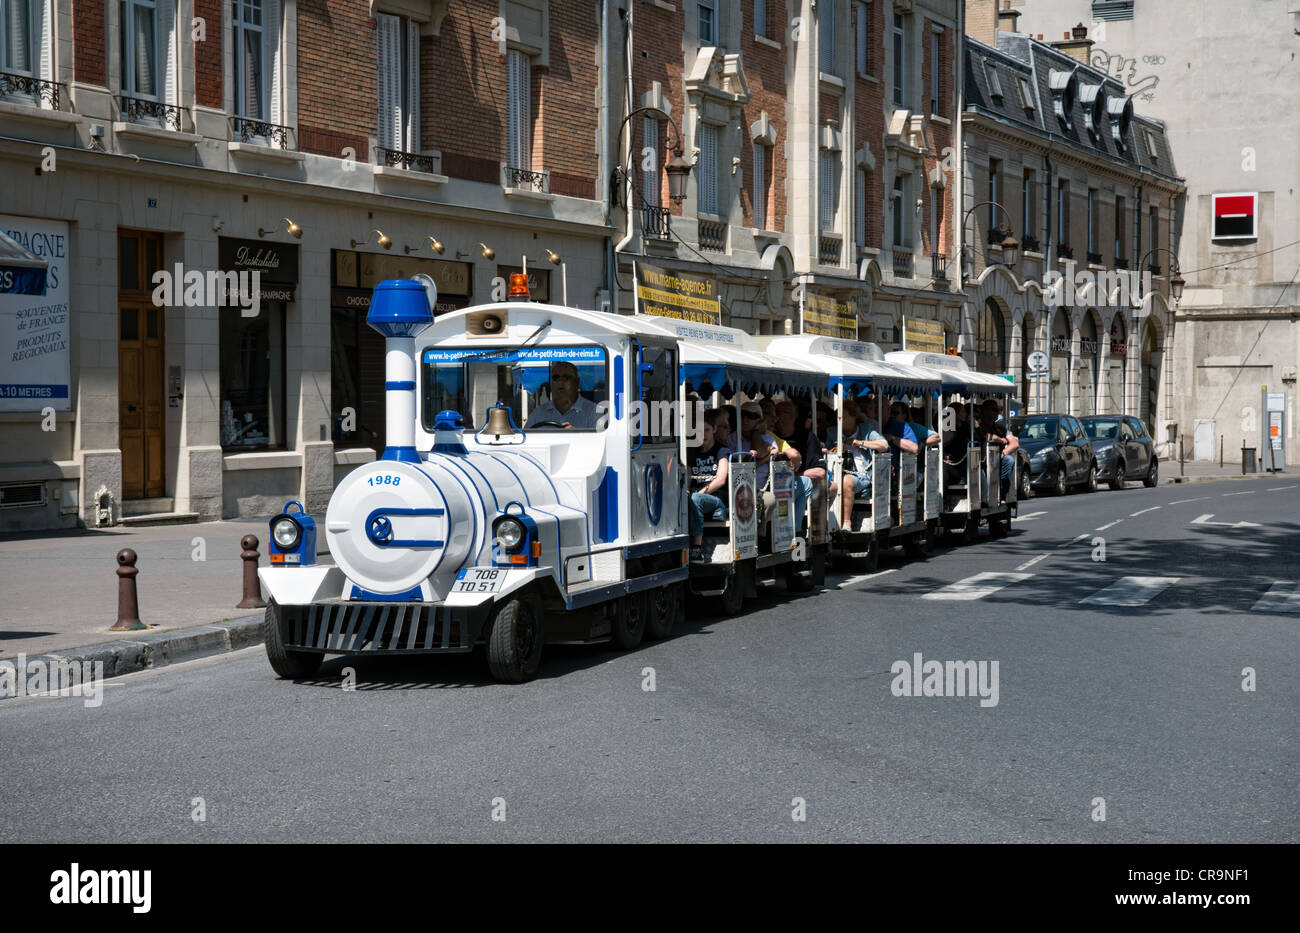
[963,32,1181,186]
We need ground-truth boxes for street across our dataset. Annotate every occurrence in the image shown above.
[2,477,1296,843]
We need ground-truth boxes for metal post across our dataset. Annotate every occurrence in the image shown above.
[1179,434,1185,477]
[237,535,266,609]
[112,548,146,631]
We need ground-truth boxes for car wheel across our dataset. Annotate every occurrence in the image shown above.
[1084,461,1098,492]
[1054,465,1067,496]
[264,601,324,680]
[1018,465,1031,500]
[1143,457,1159,488]
[486,595,544,683]
[1109,460,1125,490]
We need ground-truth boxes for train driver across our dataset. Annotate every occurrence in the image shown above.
[525,361,600,429]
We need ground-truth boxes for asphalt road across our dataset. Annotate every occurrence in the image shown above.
[3,478,1297,843]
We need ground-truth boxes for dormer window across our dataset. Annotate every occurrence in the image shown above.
[1016,75,1034,110]
[1078,83,1106,139]
[1107,94,1132,149]
[1142,127,1160,162]
[984,61,1003,100]
[1049,67,1077,129]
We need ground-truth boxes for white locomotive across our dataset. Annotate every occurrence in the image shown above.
[259,276,1017,682]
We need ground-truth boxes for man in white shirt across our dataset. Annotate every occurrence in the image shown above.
[525,361,600,429]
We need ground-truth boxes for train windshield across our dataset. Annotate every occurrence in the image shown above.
[421,346,609,433]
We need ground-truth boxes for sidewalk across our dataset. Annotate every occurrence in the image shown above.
[1163,459,1289,484]
[0,518,327,662]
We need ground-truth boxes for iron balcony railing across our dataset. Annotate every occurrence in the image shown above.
[119,94,184,131]
[640,205,672,240]
[0,71,65,109]
[230,116,296,150]
[376,146,437,173]
[503,165,550,193]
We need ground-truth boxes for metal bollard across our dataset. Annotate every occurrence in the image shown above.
[112,548,147,631]
[237,535,267,609]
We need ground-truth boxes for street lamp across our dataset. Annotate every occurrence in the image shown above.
[1137,246,1184,305]
[961,201,1020,277]
[611,106,693,207]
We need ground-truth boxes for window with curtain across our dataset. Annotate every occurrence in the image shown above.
[232,0,264,118]
[753,0,766,39]
[819,0,836,74]
[643,115,660,208]
[2,0,33,74]
[930,28,940,115]
[751,141,767,228]
[121,0,160,98]
[696,123,718,215]
[506,49,531,170]
[376,13,420,154]
[819,149,839,232]
[698,0,717,44]
[855,3,868,76]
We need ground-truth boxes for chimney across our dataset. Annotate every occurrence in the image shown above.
[965,0,998,45]
[997,0,1022,34]
[1052,22,1095,63]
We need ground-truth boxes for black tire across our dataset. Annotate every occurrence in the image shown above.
[1054,465,1067,496]
[918,521,937,557]
[988,512,1011,539]
[960,516,979,545]
[486,595,544,683]
[848,535,879,573]
[264,601,323,679]
[644,582,684,640]
[719,566,746,615]
[902,531,924,559]
[611,591,648,650]
[785,556,816,593]
[1084,461,1098,493]
[1018,465,1031,501]
[810,547,827,587]
[1109,460,1125,490]
[1143,457,1159,488]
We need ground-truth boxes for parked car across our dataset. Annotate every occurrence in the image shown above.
[1079,415,1159,489]
[1008,414,1098,495]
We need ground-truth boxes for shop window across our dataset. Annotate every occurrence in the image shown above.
[220,301,285,449]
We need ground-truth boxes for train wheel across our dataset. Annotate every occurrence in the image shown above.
[644,582,683,640]
[719,567,746,616]
[848,536,879,573]
[988,513,1011,539]
[486,595,544,683]
[960,516,979,545]
[918,522,937,557]
[811,547,827,587]
[264,601,323,680]
[785,557,815,593]
[611,591,648,649]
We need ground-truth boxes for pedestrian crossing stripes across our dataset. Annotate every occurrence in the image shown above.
[1080,576,1179,607]
[1251,582,1300,614]
[921,572,1032,601]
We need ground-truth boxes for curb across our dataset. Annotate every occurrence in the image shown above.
[0,615,265,698]
[1164,472,1287,485]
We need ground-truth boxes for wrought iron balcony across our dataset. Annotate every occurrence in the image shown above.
[375,146,439,173]
[119,94,184,131]
[818,234,842,266]
[1021,234,1041,253]
[1059,244,1075,260]
[698,219,726,252]
[931,255,948,281]
[892,250,914,279]
[230,116,296,150]
[503,164,550,194]
[640,206,672,240]
[0,71,65,109]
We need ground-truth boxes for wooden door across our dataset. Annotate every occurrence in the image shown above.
[119,304,165,499]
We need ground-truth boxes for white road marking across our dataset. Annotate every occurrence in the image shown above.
[1057,533,1090,548]
[1221,490,1255,497]
[1081,576,1179,607]
[922,572,1032,601]
[1266,485,1297,492]
[1014,510,1047,522]
[1095,520,1123,531]
[1251,582,1300,614]
[1016,553,1049,571]
[834,569,898,589]
[1169,496,1209,504]
[1129,506,1162,517]
[1191,513,1261,529]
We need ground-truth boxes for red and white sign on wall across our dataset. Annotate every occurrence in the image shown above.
[1212,192,1257,240]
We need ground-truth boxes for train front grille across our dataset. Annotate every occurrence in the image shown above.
[286,602,474,654]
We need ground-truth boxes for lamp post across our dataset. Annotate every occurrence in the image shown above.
[1136,246,1185,305]
[611,106,693,209]
[961,201,1020,280]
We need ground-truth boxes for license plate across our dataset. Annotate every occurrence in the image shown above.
[452,568,503,594]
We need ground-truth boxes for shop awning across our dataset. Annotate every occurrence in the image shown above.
[0,229,49,296]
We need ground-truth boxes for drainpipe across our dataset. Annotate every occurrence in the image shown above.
[955,1,965,350]
[612,1,636,315]
[600,0,611,310]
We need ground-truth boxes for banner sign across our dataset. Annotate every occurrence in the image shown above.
[924,447,941,520]
[870,452,892,531]
[802,291,856,338]
[903,316,946,353]
[1,215,70,411]
[634,262,720,325]
[729,457,758,560]
[771,458,795,552]
[219,237,298,284]
[423,346,604,365]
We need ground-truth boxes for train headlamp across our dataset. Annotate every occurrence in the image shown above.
[496,517,525,551]
[272,516,301,549]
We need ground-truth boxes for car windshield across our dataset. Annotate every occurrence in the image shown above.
[1081,418,1122,440]
[421,345,608,433]
[1010,417,1058,442]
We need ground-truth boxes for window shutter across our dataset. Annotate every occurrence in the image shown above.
[375,13,399,150]
[697,123,717,215]
[159,0,178,107]
[507,49,531,170]
[751,142,766,228]
[819,150,836,231]
[266,0,282,125]
[856,3,867,75]
[819,0,835,74]
[405,19,420,153]
[642,115,659,207]
[37,0,54,84]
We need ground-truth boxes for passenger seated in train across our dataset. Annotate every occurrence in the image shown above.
[830,399,887,532]
[687,414,732,564]
[974,398,1020,501]
[883,401,922,471]
[740,402,808,538]
[711,405,735,451]
[525,361,601,429]
[773,400,819,535]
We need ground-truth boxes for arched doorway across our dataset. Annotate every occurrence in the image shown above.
[1141,317,1162,434]
[1106,314,1128,413]
[1077,310,1100,416]
[976,298,1006,374]
[1049,309,1070,412]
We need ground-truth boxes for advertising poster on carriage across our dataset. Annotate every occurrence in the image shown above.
[924,448,941,520]
[899,455,917,524]
[870,452,892,531]
[729,458,758,559]
[771,459,795,551]
[986,446,1002,506]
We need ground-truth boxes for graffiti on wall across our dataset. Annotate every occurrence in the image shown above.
[1089,48,1162,101]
